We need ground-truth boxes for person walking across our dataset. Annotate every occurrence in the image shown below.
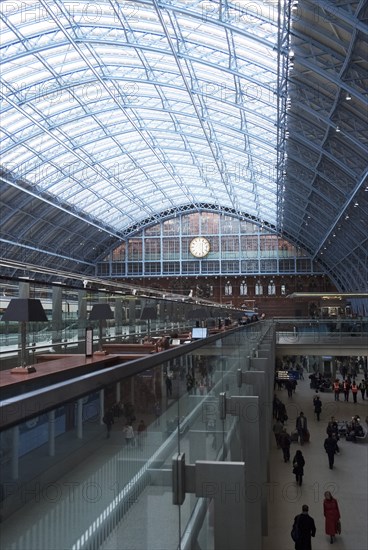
[278,427,291,463]
[103,408,114,439]
[326,417,340,452]
[292,449,305,486]
[323,491,341,544]
[285,378,293,398]
[137,419,147,449]
[324,433,339,469]
[165,374,173,397]
[313,394,322,421]
[296,411,308,445]
[154,400,161,425]
[273,418,284,448]
[291,504,316,550]
[122,423,135,447]
[343,379,350,401]
[351,381,358,403]
[332,379,340,401]
[358,379,366,400]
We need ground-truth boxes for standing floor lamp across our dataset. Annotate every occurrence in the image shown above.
[89,303,114,353]
[2,298,48,374]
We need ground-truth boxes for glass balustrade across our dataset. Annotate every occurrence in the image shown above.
[1,324,270,550]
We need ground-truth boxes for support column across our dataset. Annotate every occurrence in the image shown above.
[218,393,262,549]
[77,399,83,439]
[18,282,30,366]
[238,365,271,536]
[115,297,123,337]
[116,381,121,404]
[11,425,19,480]
[48,410,56,456]
[78,290,88,353]
[52,285,63,347]
[129,299,137,337]
[100,389,105,425]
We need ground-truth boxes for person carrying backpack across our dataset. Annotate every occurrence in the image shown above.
[291,504,316,549]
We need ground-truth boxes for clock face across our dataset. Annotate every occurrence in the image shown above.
[189,237,210,258]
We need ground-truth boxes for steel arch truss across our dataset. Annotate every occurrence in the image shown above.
[0,1,367,291]
[283,0,368,291]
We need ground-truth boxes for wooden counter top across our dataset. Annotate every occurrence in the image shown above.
[0,352,149,395]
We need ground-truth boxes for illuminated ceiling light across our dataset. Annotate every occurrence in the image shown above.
[335,125,341,132]
[346,93,351,100]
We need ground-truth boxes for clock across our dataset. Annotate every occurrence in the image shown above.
[189,237,210,258]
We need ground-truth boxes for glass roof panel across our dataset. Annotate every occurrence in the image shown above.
[0,0,282,231]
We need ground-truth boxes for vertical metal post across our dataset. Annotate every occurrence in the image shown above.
[77,398,83,439]
[195,461,247,550]
[172,454,248,550]
[116,381,121,404]
[100,389,105,425]
[48,410,55,456]
[244,365,271,536]
[225,395,263,549]
[11,425,19,480]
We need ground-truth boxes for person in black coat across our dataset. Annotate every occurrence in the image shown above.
[313,394,322,421]
[293,504,316,550]
[296,411,308,445]
[103,408,114,439]
[324,433,339,469]
[278,428,292,462]
[292,449,305,486]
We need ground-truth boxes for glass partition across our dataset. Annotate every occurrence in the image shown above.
[0,278,248,371]
[0,324,269,550]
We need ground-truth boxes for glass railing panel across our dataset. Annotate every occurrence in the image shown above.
[0,324,266,550]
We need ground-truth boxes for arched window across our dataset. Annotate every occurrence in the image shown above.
[255,281,263,295]
[240,280,247,296]
[268,280,276,295]
[225,281,233,296]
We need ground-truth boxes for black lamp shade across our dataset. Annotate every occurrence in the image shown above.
[2,298,48,322]
[89,303,114,320]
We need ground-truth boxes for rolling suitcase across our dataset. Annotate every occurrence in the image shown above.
[291,430,299,442]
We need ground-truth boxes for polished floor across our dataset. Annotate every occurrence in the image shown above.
[262,375,368,550]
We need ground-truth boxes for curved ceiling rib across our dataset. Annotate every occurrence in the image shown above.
[0,0,367,291]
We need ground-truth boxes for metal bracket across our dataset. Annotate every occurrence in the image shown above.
[172,453,248,550]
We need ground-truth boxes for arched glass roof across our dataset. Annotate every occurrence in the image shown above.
[0,1,367,291]
[1,0,282,227]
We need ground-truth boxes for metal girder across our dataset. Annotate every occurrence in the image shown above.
[0,1,367,290]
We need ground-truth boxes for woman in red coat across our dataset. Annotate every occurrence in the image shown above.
[323,491,341,544]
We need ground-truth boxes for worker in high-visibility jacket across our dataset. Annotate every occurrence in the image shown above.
[351,381,358,404]
[333,380,340,401]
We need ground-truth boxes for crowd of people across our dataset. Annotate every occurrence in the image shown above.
[272,357,367,549]
[102,399,149,449]
[331,376,366,402]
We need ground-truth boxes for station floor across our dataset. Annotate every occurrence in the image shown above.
[262,375,368,550]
